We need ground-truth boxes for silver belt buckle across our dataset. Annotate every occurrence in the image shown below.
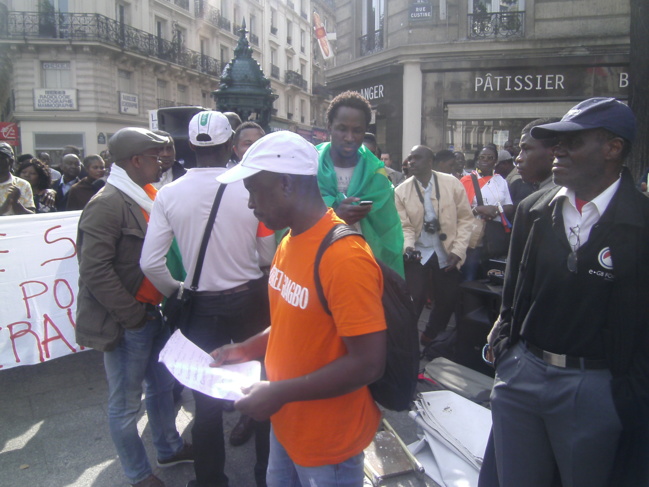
[543,350,567,368]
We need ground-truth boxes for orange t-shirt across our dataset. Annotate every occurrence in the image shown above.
[265,208,386,467]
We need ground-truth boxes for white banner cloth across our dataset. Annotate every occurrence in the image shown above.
[1,211,83,370]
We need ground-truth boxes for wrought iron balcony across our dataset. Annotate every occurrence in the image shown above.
[285,70,304,88]
[159,0,189,10]
[1,11,222,77]
[359,29,384,57]
[271,64,280,79]
[218,15,231,31]
[157,98,176,108]
[250,33,259,46]
[468,11,525,39]
[313,83,329,97]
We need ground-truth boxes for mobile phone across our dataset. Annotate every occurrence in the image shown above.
[359,200,373,206]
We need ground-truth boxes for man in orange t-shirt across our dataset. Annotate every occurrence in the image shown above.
[212,131,387,487]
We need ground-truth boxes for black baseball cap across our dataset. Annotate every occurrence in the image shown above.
[531,97,636,142]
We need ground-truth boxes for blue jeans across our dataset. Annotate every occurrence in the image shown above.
[266,428,365,487]
[104,310,184,484]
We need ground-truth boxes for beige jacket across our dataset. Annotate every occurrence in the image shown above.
[394,172,474,267]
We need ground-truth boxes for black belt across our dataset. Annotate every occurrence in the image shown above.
[525,342,608,370]
[193,283,250,297]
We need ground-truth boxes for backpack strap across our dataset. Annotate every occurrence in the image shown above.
[313,224,363,315]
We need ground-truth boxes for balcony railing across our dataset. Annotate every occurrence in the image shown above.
[359,29,384,57]
[250,33,259,46]
[1,12,222,77]
[468,11,525,39]
[271,64,280,79]
[285,70,307,91]
[233,23,242,35]
[161,0,190,11]
[157,98,176,108]
[218,15,231,31]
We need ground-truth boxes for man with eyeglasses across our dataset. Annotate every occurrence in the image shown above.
[76,128,193,487]
[481,98,649,487]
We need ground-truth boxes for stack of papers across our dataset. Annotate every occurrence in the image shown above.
[407,390,492,487]
[159,329,260,401]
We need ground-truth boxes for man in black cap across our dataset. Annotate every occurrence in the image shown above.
[481,98,649,487]
[76,127,192,487]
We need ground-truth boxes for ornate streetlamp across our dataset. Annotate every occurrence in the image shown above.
[212,20,277,132]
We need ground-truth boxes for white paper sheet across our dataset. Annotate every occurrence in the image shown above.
[159,329,260,401]
[408,391,492,487]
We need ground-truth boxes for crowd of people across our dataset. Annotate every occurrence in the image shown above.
[1,92,647,487]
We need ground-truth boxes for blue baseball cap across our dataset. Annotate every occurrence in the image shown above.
[531,97,636,142]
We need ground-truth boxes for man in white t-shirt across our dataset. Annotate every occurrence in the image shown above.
[141,110,275,487]
[460,145,513,280]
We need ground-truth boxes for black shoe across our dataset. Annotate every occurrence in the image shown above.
[157,441,194,468]
[229,414,255,446]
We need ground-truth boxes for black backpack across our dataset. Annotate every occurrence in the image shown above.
[313,224,419,411]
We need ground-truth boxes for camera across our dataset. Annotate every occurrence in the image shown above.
[403,249,422,263]
[423,219,447,241]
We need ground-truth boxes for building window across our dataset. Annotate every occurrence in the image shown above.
[360,0,385,56]
[118,69,134,93]
[41,61,71,88]
[202,91,209,107]
[271,8,278,35]
[287,54,293,71]
[177,84,188,105]
[220,46,229,66]
[287,95,294,120]
[300,29,306,53]
[300,99,306,124]
[468,0,525,38]
[157,79,172,107]
[287,20,293,45]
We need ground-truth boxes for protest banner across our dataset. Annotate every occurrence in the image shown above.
[1,211,83,370]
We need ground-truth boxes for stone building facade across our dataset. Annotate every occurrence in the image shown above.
[0,0,327,163]
[325,0,630,164]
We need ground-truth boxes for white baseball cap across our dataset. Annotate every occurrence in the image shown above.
[217,131,319,184]
[188,110,233,147]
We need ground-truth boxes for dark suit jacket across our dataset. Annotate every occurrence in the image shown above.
[75,184,148,351]
[52,177,79,211]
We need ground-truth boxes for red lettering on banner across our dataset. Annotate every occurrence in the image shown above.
[19,280,48,319]
[64,308,84,349]
[42,314,77,358]
[53,279,74,309]
[41,225,77,267]
[0,232,7,272]
[8,321,45,363]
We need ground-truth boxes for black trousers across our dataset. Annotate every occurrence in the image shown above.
[184,278,270,487]
[404,253,463,339]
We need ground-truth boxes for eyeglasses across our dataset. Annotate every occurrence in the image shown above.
[138,154,161,162]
